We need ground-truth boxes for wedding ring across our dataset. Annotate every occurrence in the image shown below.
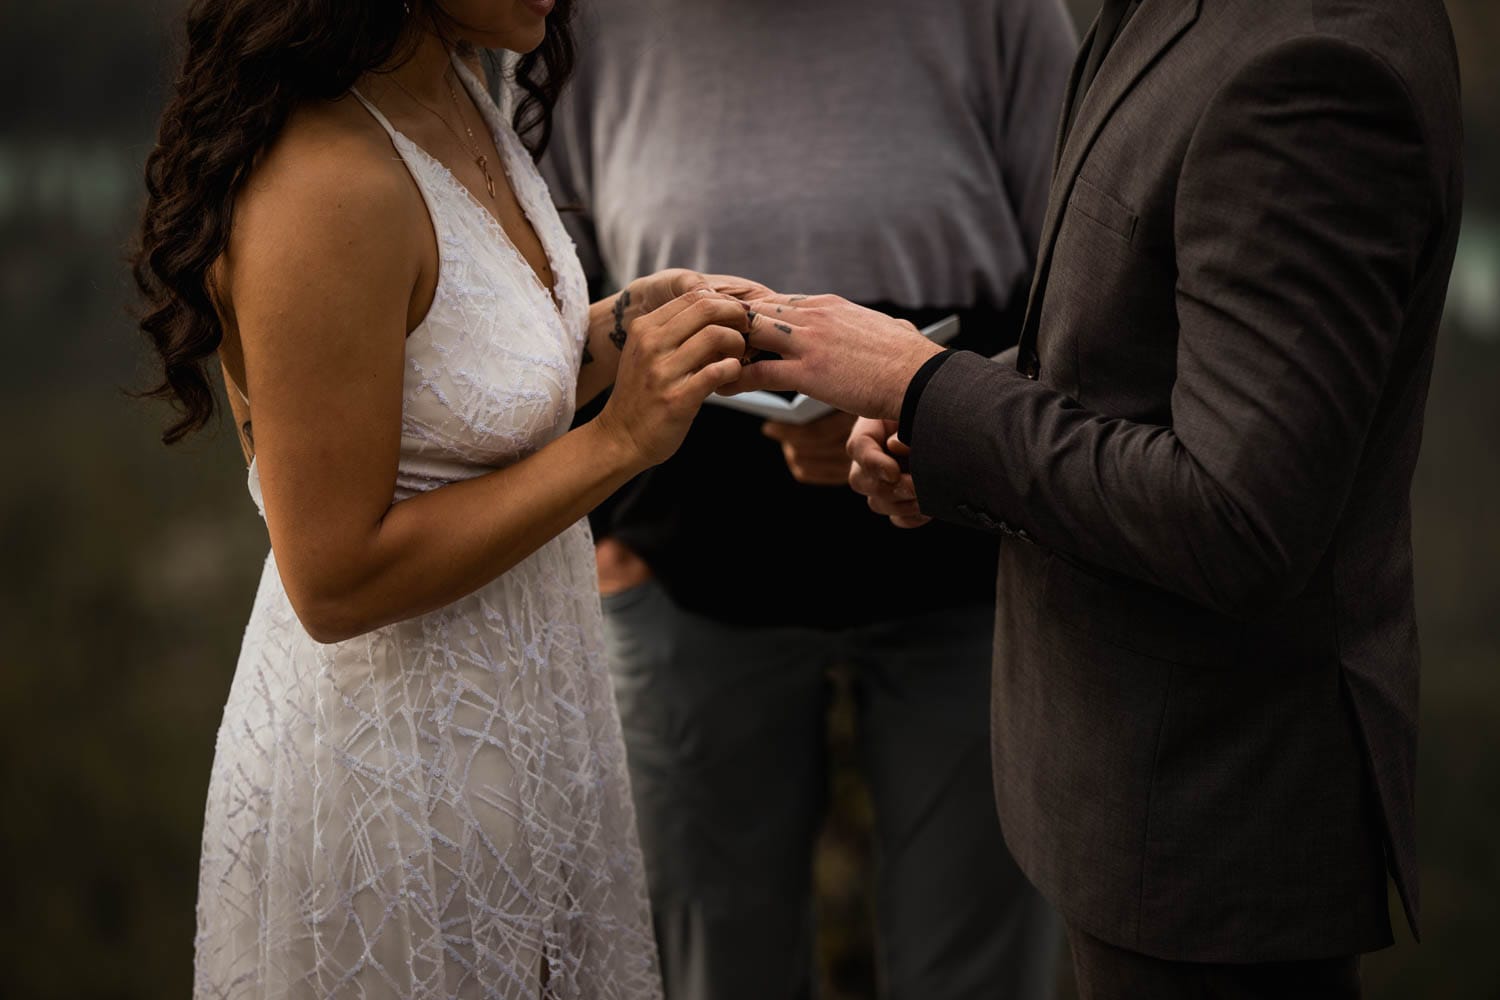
[741,308,757,360]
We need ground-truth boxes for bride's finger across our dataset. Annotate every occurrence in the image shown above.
[714,358,798,396]
[684,356,745,401]
[658,286,740,312]
[670,325,749,378]
[703,274,773,300]
[636,285,724,323]
[654,295,752,349]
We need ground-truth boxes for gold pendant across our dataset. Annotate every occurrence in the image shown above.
[477,155,495,199]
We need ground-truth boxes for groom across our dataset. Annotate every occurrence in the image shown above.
[728,0,1463,994]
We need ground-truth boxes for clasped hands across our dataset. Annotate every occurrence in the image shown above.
[637,270,943,528]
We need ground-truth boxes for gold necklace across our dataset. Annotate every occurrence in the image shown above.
[391,67,497,199]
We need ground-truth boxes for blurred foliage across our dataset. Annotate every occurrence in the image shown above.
[1,1,1496,998]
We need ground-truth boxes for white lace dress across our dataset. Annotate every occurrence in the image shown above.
[195,59,662,1000]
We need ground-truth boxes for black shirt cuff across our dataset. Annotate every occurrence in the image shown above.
[898,349,959,445]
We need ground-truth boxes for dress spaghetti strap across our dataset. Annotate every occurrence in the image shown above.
[226,371,251,407]
[349,88,401,141]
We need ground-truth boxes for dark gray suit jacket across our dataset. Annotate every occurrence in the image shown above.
[907,0,1463,962]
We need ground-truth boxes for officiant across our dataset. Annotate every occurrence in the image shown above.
[540,2,1076,996]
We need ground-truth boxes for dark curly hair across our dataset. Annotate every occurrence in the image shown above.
[132,0,577,444]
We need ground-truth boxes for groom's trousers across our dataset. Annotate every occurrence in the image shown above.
[1068,926,1362,1000]
[601,581,1060,1000]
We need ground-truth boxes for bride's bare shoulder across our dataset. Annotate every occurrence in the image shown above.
[230,96,421,258]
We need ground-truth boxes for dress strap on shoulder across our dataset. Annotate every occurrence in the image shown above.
[349,88,401,142]
[227,373,251,406]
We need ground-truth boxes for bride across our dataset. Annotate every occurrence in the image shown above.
[133,1,755,996]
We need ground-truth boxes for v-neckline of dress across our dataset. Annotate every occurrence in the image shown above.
[391,53,566,323]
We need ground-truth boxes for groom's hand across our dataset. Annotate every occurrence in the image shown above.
[848,417,931,529]
[723,294,943,420]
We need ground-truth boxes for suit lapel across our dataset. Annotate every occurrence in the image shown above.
[1015,0,1201,377]
[1051,19,1099,177]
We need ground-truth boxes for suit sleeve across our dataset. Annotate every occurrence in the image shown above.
[909,37,1436,617]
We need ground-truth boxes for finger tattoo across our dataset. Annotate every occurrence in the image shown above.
[610,288,631,351]
[774,322,793,336]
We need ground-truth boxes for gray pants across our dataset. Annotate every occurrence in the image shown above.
[602,581,1061,1000]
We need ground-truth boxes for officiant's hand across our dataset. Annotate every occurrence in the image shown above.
[848,417,931,529]
[724,295,943,420]
[763,411,858,485]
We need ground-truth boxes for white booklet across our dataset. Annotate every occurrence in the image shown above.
[706,314,961,425]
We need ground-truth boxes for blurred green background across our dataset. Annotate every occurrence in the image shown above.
[1,1,1495,997]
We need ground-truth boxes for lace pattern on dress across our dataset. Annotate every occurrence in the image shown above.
[196,55,661,1000]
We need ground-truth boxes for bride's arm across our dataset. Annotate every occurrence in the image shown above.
[225,125,745,644]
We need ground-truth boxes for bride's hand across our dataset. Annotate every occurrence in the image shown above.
[624,269,710,316]
[702,273,776,303]
[625,269,776,316]
[594,289,749,469]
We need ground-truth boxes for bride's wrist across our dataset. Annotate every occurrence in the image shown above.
[585,407,649,479]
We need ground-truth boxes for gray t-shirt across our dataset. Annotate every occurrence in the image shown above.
[544,0,1077,309]
[539,0,1079,627]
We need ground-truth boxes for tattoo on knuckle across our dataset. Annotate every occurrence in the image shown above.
[610,288,632,351]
